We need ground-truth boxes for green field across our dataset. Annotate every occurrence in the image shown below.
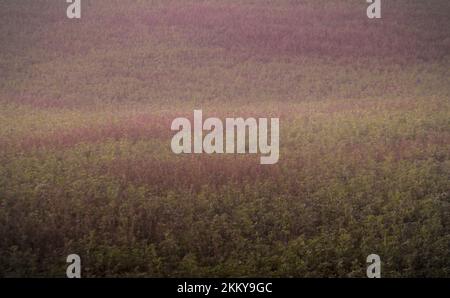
[0,0,449,277]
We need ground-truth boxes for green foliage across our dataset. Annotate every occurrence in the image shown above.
[0,0,449,277]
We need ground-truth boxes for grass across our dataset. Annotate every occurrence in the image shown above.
[0,0,449,277]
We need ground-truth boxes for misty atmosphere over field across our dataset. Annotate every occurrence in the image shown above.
[0,0,449,277]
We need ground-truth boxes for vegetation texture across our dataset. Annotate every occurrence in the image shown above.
[0,0,449,277]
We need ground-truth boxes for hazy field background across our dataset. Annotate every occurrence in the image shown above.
[0,0,449,277]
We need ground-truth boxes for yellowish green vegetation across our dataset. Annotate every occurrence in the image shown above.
[0,0,449,277]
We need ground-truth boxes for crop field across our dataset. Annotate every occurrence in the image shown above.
[0,0,449,277]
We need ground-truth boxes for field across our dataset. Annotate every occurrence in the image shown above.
[0,0,449,277]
